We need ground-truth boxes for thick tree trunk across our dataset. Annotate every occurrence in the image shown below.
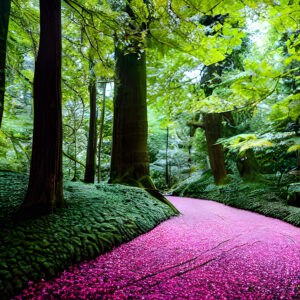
[204,113,228,185]
[109,47,178,214]
[23,0,65,214]
[0,0,11,128]
[109,48,151,187]
[84,60,97,183]
[97,83,106,183]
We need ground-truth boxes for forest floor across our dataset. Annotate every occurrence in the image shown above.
[172,170,300,227]
[0,171,175,299]
[16,196,300,299]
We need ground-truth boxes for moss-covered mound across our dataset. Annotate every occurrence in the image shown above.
[172,171,300,228]
[0,172,176,299]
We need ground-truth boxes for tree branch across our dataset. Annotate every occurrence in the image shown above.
[63,151,85,167]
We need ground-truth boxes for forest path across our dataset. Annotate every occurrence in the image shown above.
[18,197,300,299]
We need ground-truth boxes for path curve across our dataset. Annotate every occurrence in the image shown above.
[17,197,300,299]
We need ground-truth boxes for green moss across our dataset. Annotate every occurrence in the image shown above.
[0,171,177,299]
[109,174,179,215]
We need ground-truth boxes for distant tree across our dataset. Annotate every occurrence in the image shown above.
[0,0,11,128]
[200,62,229,185]
[97,82,106,183]
[23,0,66,214]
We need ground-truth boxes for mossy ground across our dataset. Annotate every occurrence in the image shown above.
[0,172,176,299]
[172,170,300,227]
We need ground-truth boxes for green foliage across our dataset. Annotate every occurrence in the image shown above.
[0,115,32,172]
[270,93,300,122]
[217,133,274,154]
[2,0,299,219]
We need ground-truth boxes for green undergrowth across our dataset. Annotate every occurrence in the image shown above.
[0,171,176,299]
[172,170,300,227]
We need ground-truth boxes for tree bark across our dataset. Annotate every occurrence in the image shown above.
[200,62,228,185]
[166,126,169,188]
[109,48,151,187]
[72,117,78,181]
[97,83,106,183]
[84,59,97,183]
[203,113,228,185]
[23,0,65,214]
[108,2,179,214]
[0,0,11,128]
[109,47,178,213]
[237,149,262,182]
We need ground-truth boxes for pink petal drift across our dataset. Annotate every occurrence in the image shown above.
[16,197,300,299]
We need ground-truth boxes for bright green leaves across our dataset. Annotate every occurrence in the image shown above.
[217,132,299,156]
[267,2,299,33]
[287,143,300,153]
[0,115,33,172]
[146,0,248,65]
[270,94,300,122]
[285,33,300,65]
[149,18,244,65]
[129,0,149,24]
[94,61,114,78]
[221,133,274,155]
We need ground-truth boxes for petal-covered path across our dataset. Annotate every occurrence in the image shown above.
[17,197,300,299]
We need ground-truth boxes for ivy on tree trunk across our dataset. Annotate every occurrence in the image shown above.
[23,0,66,214]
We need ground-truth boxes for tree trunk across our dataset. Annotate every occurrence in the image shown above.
[0,0,11,128]
[188,112,201,175]
[166,126,169,188]
[97,83,106,183]
[200,63,228,186]
[109,47,178,214]
[203,113,228,185]
[23,0,65,214]
[237,149,262,182]
[72,117,78,181]
[84,59,97,183]
[109,47,152,187]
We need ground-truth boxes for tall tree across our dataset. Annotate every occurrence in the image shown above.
[109,2,178,213]
[109,1,152,188]
[23,0,66,214]
[0,0,11,128]
[109,47,150,187]
[199,62,228,185]
[84,58,97,183]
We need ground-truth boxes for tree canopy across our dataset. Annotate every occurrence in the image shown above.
[0,0,299,208]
